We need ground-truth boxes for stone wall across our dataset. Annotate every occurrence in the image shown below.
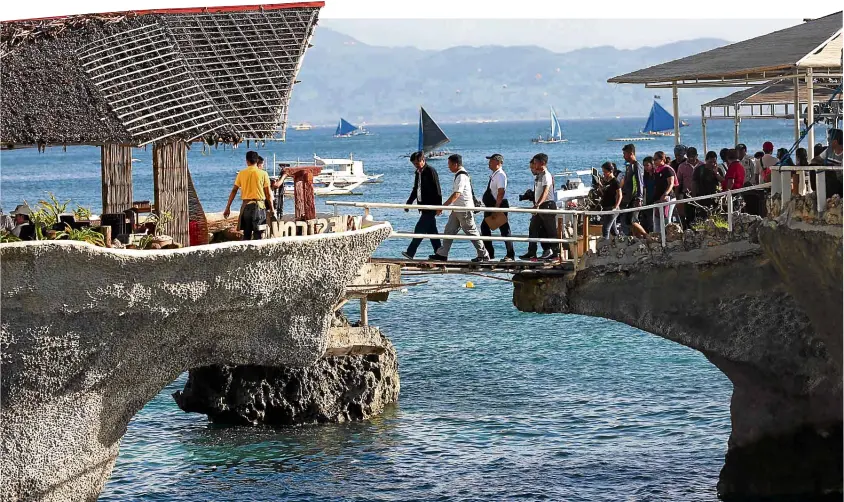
[513,199,842,499]
[0,223,391,502]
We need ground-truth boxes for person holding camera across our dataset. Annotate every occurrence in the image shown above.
[520,153,558,260]
[402,151,443,259]
[479,153,515,262]
[429,154,489,262]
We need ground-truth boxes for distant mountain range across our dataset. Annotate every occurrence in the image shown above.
[288,28,733,126]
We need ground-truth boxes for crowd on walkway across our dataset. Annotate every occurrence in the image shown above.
[402,151,563,262]
[399,127,843,262]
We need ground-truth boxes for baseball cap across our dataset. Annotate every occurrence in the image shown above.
[485,153,504,162]
[674,144,687,156]
[763,141,774,151]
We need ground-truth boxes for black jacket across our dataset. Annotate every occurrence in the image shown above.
[407,165,443,210]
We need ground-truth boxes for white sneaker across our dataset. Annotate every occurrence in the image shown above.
[539,249,554,259]
[401,251,414,260]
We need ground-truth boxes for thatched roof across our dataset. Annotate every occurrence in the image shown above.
[609,12,842,85]
[0,3,322,146]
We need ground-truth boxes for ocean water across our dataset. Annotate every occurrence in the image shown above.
[0,118,818,501]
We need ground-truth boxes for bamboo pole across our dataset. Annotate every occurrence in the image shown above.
[152,140,190,247]
[101,143,134,214]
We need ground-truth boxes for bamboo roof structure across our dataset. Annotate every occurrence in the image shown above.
[0,2,323,147]
[609,12,842,87]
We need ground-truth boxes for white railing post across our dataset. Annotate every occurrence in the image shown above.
[780,167,792,207]
[572,215,579,269]
[727,193,734,232]
[659,206,666,247]
[817,172,828,212]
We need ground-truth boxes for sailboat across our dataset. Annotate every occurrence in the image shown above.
[418,107,451,159]
[334,118,371,138]
[532,106,568,144]
[641,99,689,137]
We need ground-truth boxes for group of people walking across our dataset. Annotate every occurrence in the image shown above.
[597,127,843,239]
[402,151,561,262]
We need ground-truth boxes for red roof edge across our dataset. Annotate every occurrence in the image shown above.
[3,2,324,23]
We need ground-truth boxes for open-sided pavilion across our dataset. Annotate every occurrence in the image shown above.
[0,2,323,245]
[608,12,842,209]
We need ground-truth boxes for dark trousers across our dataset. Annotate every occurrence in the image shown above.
[406,210,440,257]
[526,201,558,256]
[480,200,515,259]
[240,203,266,241]
[480,220,514,259]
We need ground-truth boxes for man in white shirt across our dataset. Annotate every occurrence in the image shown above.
[429,154,490,262]
[520,153,559,260]
[736,143,756,186]
[479,153,515,262]
[759,141,779,184]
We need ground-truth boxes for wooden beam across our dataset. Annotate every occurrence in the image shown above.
[152,141,190,247]
[101,143,133,214]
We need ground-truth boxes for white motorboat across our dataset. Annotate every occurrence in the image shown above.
[282,178,365,197]
[277,154,382,186]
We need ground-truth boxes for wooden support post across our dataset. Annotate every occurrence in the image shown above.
[804,68,814,195]
[152,140,190,247]
[285,166,322,221]
[672,83,680,145]
[360,296,368,326]
[701,106,708,154]
[101,143,133,214]
[733,105,740,147]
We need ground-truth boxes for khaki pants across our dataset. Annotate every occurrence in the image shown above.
[435,210,488,258]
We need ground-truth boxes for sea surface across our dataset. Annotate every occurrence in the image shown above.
[0,118,823,501]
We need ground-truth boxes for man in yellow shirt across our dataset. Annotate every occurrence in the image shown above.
[223,150,275,240]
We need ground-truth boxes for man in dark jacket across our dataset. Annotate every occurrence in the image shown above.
[620,143,647,237]
[403,151,443,259]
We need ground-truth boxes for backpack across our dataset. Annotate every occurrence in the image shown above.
[454,171,482,214]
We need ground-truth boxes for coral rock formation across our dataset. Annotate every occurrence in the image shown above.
[0,224,390,502]
[173,326,399,426]
[513,201,842,499]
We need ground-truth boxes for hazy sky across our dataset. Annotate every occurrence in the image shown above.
[320,19,803,52]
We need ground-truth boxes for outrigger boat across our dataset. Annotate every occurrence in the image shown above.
[607,98,687,141]
[532,106,568,144]
[334,118,371,137]
[417,107,451,160]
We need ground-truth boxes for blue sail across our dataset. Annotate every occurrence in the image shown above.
[642,101,675,133]
[550,106,563,140]
[335,118,358,136]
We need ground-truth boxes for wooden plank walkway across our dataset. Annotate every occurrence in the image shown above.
[372,257,574,275]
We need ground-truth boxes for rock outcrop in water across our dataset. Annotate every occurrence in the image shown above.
[173,323,399,426]
[513,197,842,500]
[0,224,390,502]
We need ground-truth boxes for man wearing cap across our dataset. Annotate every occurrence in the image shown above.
[759,141,778,185]
[429,154,489,263]
[676,147,703,229]
[737,144,756,185]
[670,144,687,173]
[520,153,559,260]
[479,153,515,261]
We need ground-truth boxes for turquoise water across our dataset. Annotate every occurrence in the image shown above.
[0,118,816,500]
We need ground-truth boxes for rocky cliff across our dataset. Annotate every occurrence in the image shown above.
[513,197,842,499]
[173,326,399,426]
[0,223,390,502]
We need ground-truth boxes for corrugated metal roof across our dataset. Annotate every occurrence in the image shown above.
[703,80,840,107]
[609,12,842,84]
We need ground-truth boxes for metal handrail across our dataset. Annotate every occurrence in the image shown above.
[328,182,772,251]
[326,182,772,217]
